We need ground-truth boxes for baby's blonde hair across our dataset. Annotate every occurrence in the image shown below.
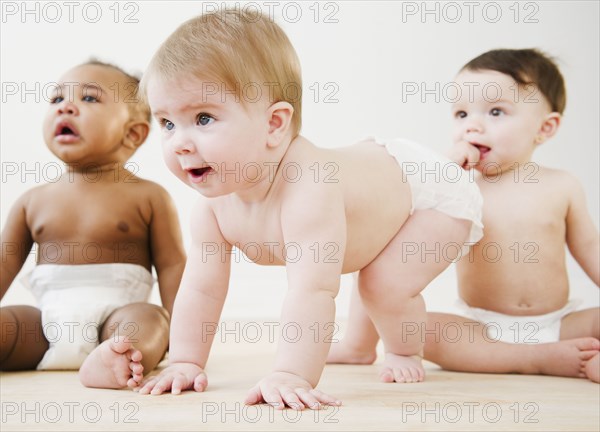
[141,9,302,137]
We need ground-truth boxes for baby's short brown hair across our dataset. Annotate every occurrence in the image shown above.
[462,48,566,114]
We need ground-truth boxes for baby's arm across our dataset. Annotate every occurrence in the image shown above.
[0,192,34,300]
[564,174,600,286]
[147,184,186,316]
[138,198,231,395]
[245,181,345,410]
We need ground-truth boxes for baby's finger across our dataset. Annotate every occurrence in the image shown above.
[244,385,263,405]
[297,389,321,410]
[281,389,304,410]
[137,377,159,395]
[194,373,208,392]
[171,375,189,395]
[310,389,341,406]
[464,146,481,169]
[150,375,175,395]
[264,391,285,410]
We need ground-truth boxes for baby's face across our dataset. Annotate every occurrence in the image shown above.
[451,69,553,172]
[43,65,133,167]
[146,74,272,197]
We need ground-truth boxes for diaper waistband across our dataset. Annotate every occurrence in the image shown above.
[25,263,153,295]
[456,298,582,322]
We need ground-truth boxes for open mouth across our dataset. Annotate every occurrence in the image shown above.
[54,121,80,141]
[187,166,214,182]
[471,143,491,158]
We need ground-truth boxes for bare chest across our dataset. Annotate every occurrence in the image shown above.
[27,187,149,245]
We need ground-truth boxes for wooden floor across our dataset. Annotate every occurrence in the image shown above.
[2,324,599,431]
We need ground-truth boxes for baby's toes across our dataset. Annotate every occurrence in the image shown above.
[130,361,144,375]
[128,375,143,388]
[392,368,411,383]
[379,367,395,383]
[406,367,423,383]
[128,349,143,363]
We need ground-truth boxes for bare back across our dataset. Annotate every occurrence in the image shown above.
[211,137,412,273]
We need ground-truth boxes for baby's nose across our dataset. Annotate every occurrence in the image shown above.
[465,118,483,133]
[57,100,78,115]
[171,132,196,155]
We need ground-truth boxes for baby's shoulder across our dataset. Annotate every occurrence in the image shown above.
[124,177,174,206]
[535,165,581,188]
[18,183,59,205]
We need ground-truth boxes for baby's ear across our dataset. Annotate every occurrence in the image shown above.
[536,112,561,144]
[266,101,294,148]
[123,120,150,150]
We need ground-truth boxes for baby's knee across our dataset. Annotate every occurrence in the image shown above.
[0,305,44,342]
[0,306,47,370]
[358,275,423,300]
[120,302,170,323]
[101,303,169,339]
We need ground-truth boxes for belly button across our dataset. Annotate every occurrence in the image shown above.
[518,302,531,309]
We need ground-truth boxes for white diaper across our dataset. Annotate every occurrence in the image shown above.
[373,137,484,248]
[456,298,582,344]
[24,263,153,370]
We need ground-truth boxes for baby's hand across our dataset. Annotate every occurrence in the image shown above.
[136,362,207,395]
[447,140,480,169]
[245,371,341,410]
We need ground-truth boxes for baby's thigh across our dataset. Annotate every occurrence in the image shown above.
[560,307,600,340]
[360,210,471,293]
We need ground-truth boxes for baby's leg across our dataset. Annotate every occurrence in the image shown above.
[359,210,470,383]
[79,303,169,389]
[327,279,379,364]
[0,306,48,371]
[559,308,600,382]
[425,312,600,378]
[560,308,600,340]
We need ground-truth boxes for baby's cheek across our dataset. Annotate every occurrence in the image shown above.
[162,151,183,177]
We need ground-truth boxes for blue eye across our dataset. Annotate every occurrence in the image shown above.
[490,108,503,116]
[161,119,175,131]
[197,114,214,126]
[51,96,64,104]
[82,95,98,103]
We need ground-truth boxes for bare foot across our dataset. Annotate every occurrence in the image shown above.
[584,352,600,383]
[379,352,424,383]
[530,337,600,378]
[327,341,377,365]
[79,336,144,389]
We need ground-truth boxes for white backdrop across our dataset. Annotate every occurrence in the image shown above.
[1,1,598,318]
